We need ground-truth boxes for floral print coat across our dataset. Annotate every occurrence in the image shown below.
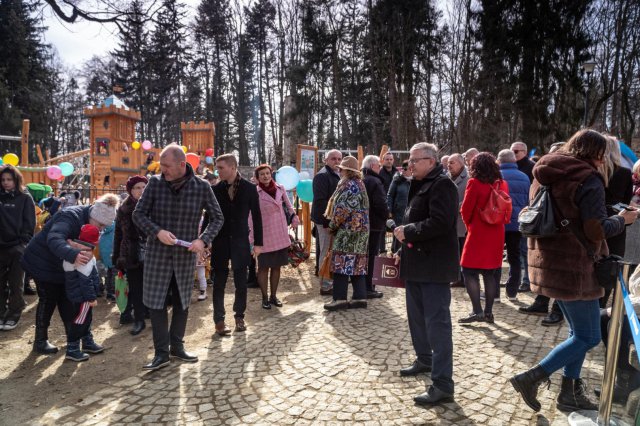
[326,178,370,275]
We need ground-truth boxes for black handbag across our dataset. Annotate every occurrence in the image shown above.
[518,185,562,238]
[282,200,294,225]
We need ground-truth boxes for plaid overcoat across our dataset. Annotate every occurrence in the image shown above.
[133,166,224,310]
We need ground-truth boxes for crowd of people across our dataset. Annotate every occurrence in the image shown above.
[1,129,640,415]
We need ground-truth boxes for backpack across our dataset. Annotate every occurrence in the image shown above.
[518,185,562,238]
[478,180,512,225]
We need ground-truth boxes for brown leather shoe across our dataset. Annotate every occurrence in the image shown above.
[235,318,246,332]
[215,321,231,336]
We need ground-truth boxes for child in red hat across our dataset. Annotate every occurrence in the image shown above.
[62,224,103,362]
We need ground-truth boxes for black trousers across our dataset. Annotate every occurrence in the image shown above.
[67,304,92,342]
[126,267,146,322]
[0,246,26,319]
[504,231,522,298]
[34,279,74,338]
[533,294,562,315]
[366,230,384,291]
[212,266,247,324]
[149,274,189,356]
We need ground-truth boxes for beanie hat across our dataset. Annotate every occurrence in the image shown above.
[126,175,149,194]
[90,193,119,226]
[78,224,100,246]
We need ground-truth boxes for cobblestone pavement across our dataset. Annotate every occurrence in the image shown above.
[1,262,606,425]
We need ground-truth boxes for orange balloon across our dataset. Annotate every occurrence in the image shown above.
[186,153,200,170]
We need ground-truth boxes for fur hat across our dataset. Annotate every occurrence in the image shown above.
[337,156,360,173]
[126,175,149,194]
[90,193,119,226]
[78,224,100,246]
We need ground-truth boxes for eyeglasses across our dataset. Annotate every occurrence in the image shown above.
[402,165,409,171]
[408,157,433,165]
[512,149,525,153]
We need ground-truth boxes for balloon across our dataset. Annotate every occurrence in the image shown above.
[186,153,200,170]
[181,145,188,153]
[57,175,65,182]
[205,148,214,157]
[59,162,74,176]
[205,156,213,164]
[142,140,152,150]
[296,179,314,202]
[0,157,3,165]
[132,141,141,150]
[276,166,300,191]
[3,153,19,166]
[299,171,310,180]
[46,166,62,180]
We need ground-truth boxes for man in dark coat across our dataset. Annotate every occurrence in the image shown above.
[447,153,468,288]
[133,144,224,371]
[210,154,263,336]
[393,142,459,405]
[311,149,341,294]
[361,155,389,299]
[379,152,395,194]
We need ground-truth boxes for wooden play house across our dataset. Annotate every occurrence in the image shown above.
[181,121,215,157]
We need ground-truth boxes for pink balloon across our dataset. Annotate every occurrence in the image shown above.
[47,166,62,180]
[142,140,152,150]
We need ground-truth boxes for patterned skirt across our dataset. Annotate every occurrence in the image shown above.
[331,251,368,276]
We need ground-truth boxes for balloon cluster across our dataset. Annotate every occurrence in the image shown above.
[205,148,214,165]
[275,166,314,202]
[46,162,75,180]
[132,140,154,150]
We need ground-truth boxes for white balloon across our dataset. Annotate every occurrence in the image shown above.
[299,171,310,180]
[276,166,301,190]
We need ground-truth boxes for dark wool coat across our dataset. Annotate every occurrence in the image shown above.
[399,164,460,283]
[65,265,101,303]
[0,189,35,249]
[387,173,410,225]
[311,165,340,226]
[133,165,224,310]
[21,206,90,284]
[362,167,390,232]
[209,177,263,270]
[517,157,535,183]
[113,195,146,271]
[528,153,626,301]
[379,166,395,193]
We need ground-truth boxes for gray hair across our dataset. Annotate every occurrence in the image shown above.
[362,155,380,169]
[511,141,527,151]
[160,143,186,162]
[633,159,640,176]
[449,153,464,166]
[410,142,438,159]
[325,149,342,163]
[497,149,517,164]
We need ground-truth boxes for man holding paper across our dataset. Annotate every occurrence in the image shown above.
[133,144,224,371]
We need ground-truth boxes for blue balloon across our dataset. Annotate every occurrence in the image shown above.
[205,156,214,164]
[59,162,74,177]
[296,179,313,202]
[276,166,300,190]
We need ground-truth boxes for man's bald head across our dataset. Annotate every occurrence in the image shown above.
[160,143,187,163]
[159,143,187,181]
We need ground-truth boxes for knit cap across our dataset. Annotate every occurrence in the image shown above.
[90,193,119,226]
[126,175,149,194]
[78,224,100,246]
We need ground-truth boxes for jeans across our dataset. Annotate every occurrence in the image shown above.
[520,237,529,285]
[0,246,26,320]
[366,230,384,291]
[539,300,601,378]
[504,231,521,297]
[462,267,500,315]
[212,266,248,324]
[149,274,189,356]
[406,280,454,395]
[332,273,366,301]
[317,226,333,288]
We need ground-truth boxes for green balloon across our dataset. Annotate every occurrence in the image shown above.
[296,179,314,202]
[59,162,74,176]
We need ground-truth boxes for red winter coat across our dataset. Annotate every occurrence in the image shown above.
[460,178,508,269]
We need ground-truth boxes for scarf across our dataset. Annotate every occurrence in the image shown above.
[324,177,350,221]
[258,180,277,199]
[228,171,242,201]
[168,173,189,193]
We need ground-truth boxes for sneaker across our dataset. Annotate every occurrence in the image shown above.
[508,295,518,302]
[82,339,105,354]
[65,348,90,362]
[197,290,207,301]
[2,319,19,331]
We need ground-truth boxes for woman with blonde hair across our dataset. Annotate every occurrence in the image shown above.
[323,156,370,311]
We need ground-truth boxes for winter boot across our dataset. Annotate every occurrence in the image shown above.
[82,332,104,354]
[509,365,551,412]
[32,298,58,354]
[65,341,89,362]
[556,376,598,411]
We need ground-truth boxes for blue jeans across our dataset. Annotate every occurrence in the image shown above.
[406,281,454,395]
[539,300,601,378]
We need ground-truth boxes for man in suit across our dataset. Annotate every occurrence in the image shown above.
[210,154,263,336]
[133,144,223,371]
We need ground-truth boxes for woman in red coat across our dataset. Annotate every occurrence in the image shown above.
[459,153,509,324]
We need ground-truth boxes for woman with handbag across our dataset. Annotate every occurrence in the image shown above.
[254,165,299,309]
[510,129,637,414]
[323,156,370,311]
[459,152,509,324]
[112,175,148,335]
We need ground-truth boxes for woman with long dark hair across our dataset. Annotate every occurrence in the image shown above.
[510,129,637,413]
[458,152,508,324]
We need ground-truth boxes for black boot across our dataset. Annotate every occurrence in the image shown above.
[130,320,146,336]
[556,377,598,411]
[32,298,58,355]
[509,365,550,412]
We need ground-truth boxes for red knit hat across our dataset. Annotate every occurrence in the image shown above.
[78,224,100,246]
[126,175,149,194]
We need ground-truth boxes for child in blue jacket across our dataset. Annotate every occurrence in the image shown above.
[98,222,116,300]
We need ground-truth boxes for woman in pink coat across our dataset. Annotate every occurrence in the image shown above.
[459,152,509,324]
[254,165,299,309]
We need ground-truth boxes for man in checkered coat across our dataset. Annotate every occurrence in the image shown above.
[133,144,224,371]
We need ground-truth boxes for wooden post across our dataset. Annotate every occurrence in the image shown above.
[302,202,311,253]
[357,145,364,168]
[36,145,45,165]
[378,144,389,161]
[20,119,30,166]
